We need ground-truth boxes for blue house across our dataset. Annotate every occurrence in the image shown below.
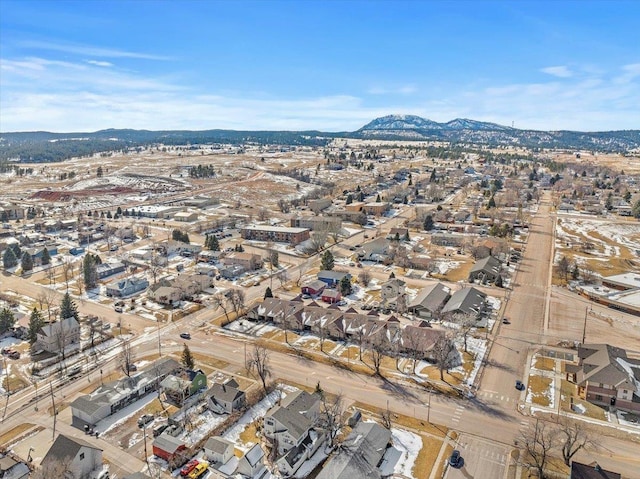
[27,244,58,265]
[106,277,149,297]
[69,246,85,256]
[317,270,351,287]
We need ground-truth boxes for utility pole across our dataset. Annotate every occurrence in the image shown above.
[50,381,56,440]
[582,306,588,345]
[427,387,431,423]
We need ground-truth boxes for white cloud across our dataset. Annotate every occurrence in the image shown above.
[86,60,114,67]
[540,65,573,78]
[19,40,171,60]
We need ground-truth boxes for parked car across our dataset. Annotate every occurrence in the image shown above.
[137,414,154,428]
[449,450,463,468]
[180,459,199,477]
[153,424,169,437]
[180,332,191,340]
[502,317,510,324]
[515,380,525,391]
[114,306,123,313]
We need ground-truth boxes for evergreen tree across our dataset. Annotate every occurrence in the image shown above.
[28,307,44,344]
[487,196,496,209]
[21,251,34,271]
[182,343,195,369]
[3,247,17,269]
[264,287,273,299]
[394,232,400,242]
[321,250,335,271]
[116,206,123,216]
[389,271,396,279]
[376,194,381,202]
[41,247,51,265]
[423,215,434,231]
[403,231,410,241]
[346,194,353,205]
[83,254,98,289]
[0,307,15,334]
[430,169,437,182]
[209,235,219,250]
[495,275,504,288]
[96,166,103,177]
[339,276,352,296]
[60,292,79,321]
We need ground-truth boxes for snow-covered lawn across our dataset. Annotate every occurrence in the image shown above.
[96,391,158,434]
[390,428,422,479]
[222,389,282,451]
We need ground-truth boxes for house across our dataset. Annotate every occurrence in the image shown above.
[408,283,451,319]
[317,270,351,287]
[105,277,149,298]
[173,211,198,222]
[95,262,126,280]
[222,252,263,271]
[161,369,207,404]
[36,317,80,354]
[148,275,212,304]
[40,434,103,479]
[203,437,234,465]
[431,233,466,247]
[263,390,322,456]
[468,255,502,284]
[71,358,180,429]
[357,238,390,262]
[218,264,245,280]
[0,454,29,479]
[362,201,390,216]
[316,421,391,479]
[568,343,640,413]
[241,224,310,245]
[380,278,406,306]
[441,287,487,319]
[236,444,265,478]
[26,244,58,265]
[399,324,444,359]
[207,378,246,414]
[152,434,186,463]
[301,280,326,296]
[321,288,341,304]
[388,227,408,239]
[570,461,621,479]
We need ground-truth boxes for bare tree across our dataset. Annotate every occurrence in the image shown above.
[31,457,74,479]
[358,269,372,287]
[276,269,289,288]
[558,418,595,466]
[451,312,476,353]
[88,317,100,349]
[366,335,387,376]
[37,288,57,322]
[519,419,558,479]
[432,332,456,381]
[227,288,246,319]
[317,389,345,448]
[211,292,230,323]
[402,329,426,374]
[307,230,328,253]
[61,258,74,290]
[119,338,135,377]
[257,207,269,221]
[246,344,272,393]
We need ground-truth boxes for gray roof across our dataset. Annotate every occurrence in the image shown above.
[242,443,264,467]
[409,283,451,312]
[318,270,351,281]
[469,255,501,276]
[577,344,637,390]
[267,391,320,442]
[316,422,390,479]
[152,434,184,454]
[441,287,486,316]
[42,434,102,466]
[571,461,621,479]
[204,436,234,455]
[207,381,244,403]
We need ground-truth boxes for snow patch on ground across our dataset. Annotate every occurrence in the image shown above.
[391,428,422,479]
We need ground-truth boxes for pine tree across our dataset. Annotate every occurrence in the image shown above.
[83,254,98,289]
[41,247,51,265]
[182,343,195,369]
[0,307,15,334]
[403,231,410,241]
[339,276,352,296]
[346,194,353,205]
[376,194,381,202]
[3,247,17,269]
[60,292,79,321]
[28,307,44,344]
[208,235,219,251]
[97,166,103,177]
[21,251,34,271]
[321,250,334,271]
[264,287,273,299]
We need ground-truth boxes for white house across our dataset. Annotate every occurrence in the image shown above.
[40,434,103,479]
[36,317,80,354]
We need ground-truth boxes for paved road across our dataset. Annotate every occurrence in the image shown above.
[444,434,510,479]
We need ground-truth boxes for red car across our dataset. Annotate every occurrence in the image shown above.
[180,459,199,477]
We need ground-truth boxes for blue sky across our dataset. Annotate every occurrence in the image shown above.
[1,0,639,132]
